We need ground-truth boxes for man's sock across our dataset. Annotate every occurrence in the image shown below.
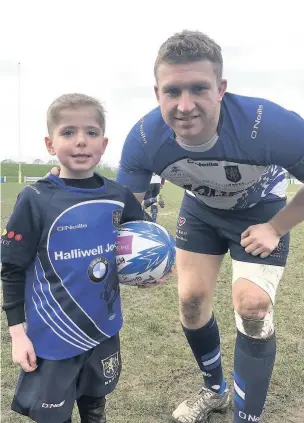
[182,314,226,394]
[234,330,276,423]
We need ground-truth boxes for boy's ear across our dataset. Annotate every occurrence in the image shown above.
[45,136,56,155]
[101,137,109,154]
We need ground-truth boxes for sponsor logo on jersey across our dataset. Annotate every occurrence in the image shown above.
[88,257,109,282]
[187,159,219,167]
[0,239,11,246]
[102,352,120,379]
[2,230,23,241]
[178,217,186,226]
[139,117,147,144]
[251,104,263,139]
[29,185,40,194]
[56,224,87,231]
[224,166,242,183]
[116,235,133,255]
[112,209,122,227]
[54,243,116,260]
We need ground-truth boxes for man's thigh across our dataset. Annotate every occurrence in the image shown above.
[223,200,290,267]
[176,195,289,304]
[176,193,229,255]
[216,200,289,304]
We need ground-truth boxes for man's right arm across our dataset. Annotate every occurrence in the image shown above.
[116,131,153,198]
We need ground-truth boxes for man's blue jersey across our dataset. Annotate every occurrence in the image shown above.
[117,92,304,209]
[1,174,143,359]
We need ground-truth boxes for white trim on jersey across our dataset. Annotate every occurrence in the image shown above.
[34,257,98,348]
[45,200,125,338]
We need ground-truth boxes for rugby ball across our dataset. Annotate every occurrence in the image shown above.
[116,221,175,286]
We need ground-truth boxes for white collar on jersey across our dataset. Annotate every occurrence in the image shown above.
[176,133,219,152]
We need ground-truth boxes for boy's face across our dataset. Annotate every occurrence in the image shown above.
[45,106,108,178]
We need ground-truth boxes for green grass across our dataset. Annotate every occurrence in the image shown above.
[0,163,116,182]
[1,182,303,423]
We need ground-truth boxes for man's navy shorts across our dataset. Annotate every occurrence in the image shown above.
[176,193,289,267]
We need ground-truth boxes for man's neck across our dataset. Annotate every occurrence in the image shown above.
[175,107,221,146]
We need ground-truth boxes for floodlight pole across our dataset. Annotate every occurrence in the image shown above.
[18,62,22,184]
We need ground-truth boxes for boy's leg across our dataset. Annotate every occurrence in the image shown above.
[77,396,106,423]
[11,353,87,423]
[76,333,121,423]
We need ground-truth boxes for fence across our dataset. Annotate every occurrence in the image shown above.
[24,176,42,183]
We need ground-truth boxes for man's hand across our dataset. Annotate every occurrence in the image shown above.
[10,325,37,372]
[240,223,280,258]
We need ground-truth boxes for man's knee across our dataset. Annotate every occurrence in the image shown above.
[179,293,206,325]
[235,287,271,320]
[233,278,274,339]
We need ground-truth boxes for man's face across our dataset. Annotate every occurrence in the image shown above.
[155,60,227,143]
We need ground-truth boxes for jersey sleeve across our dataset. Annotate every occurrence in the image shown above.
[269,109,304,181]
[116,132,153,193]
[1,186,43,267]
[120,188,145,223]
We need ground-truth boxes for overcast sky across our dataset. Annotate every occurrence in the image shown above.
[1,0,303,166]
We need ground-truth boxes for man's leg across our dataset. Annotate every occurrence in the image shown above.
[172,194,231,423]
[231,262,285,423]
[172,251,230,423]
[177,249,226,392]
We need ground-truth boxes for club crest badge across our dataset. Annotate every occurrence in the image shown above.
[112,210,122,228]
[101,352,120,379]
[224,166,242,183]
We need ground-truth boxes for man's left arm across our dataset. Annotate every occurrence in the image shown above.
[241,108,304,257]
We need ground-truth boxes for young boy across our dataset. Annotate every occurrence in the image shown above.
[1,93,145,423]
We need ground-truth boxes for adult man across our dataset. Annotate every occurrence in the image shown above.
[116,30,304,423]
[142,173,165,222]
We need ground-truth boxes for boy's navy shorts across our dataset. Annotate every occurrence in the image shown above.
[11,334,121,423]
[176,193,289,267]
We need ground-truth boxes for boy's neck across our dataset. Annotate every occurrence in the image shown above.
[59,166,94,179]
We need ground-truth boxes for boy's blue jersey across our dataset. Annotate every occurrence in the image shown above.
[117,92,304,209]
[1,174,143,359]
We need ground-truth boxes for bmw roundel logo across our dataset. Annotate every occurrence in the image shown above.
[88,257,108,283]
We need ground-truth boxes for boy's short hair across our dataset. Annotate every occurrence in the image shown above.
[47,93,106,136]
[154,30,223,83]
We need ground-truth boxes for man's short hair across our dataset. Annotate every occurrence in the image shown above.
[154,30,223,83]
[47,93,106,136]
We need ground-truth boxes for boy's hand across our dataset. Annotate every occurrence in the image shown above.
[10,326,37,372]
